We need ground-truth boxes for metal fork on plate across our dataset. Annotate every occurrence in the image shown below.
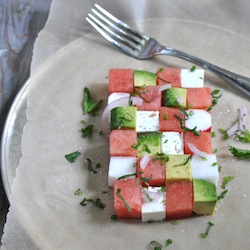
[86,4,250,98]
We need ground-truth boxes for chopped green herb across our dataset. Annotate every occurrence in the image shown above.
[217,189,228,200]
[211,162,217,167]
[83,87,103,115]
[80,197,105,209]
[118,173,137,180]
[218,165,222,172]
[128,92,133,106]
[132,143,140,150]
[213,148,218,153]
[200,156,207,161]
[163,114,168,120]
[81,124,94,138]
[235,128,250,142]
[96,163,102,168]
[218,128,229,140]
[229,146,250,159]
[171,220,179,225]
[211,131,216,137]
[111,214,118,220]
[116,188,132,212]
[208,89,222,111]
[99,130,104,136]
[144,144,151,154]
[134,87,151,103]
[140,174,153,183]
[74,188,83,196]
[174,114,200,136]
[190,65,196,72]
[165,239,173,247]
[159,68,164,72]
[221,176,234,189]
[199,222,214,238]
[65,151,81,163]
[154,152,169,165]
[160,186,166,192]
[101,190,108,195]
[86,158,98,174]
[147,241,162,250]
[174,155,191,167]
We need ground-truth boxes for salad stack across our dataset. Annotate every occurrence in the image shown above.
[103,68,219,222]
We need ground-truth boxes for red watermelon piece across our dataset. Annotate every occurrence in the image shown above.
[114,179,141,218]
[159,107,185,132]
[157,68,181,87]
[134,86,161,111]
[110,130,137,157]
[136,156,166,187]
[187,87,212,109]
[108,69,134,93]
[166,181,193,220]
[184,131,213,155]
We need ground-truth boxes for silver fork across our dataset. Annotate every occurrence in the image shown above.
[86,4,250,99]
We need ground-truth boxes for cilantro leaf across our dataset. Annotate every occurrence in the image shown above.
[83,87,103,115]
[65,151,81,163]
[81,124,94,138]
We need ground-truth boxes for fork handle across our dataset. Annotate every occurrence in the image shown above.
[159,46,250,98]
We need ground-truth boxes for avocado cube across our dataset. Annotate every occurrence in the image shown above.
[193,179,217,215]
[162,87,187,108]
[137,133,161,157]
[134,70,157,87]
[110,106,137,130]
[166,154,192,183]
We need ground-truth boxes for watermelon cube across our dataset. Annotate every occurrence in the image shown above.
[110,130,137,157]
[108,69,134,93]
[166,154,192,183]
[136,156,166,187]
[159,107,185,132]
[134,86,161,111]
[108,156,137,187]
[141,186,166,222]
[114,179,142,218]
[187,87,212,109]
[184,131,213,155]
[157,68,181,87]
[193,179,217,215]
[161,132,184,154]
[166,181,193,220]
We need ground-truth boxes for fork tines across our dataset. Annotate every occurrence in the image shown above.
[86,4,145,53]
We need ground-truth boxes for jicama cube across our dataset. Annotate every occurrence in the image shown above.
[137,133,161,157]
[161,132,184,154]
[136,111,159,133]
[192,179,217,215]
[166,181,193,220]
[184,131,213,155]
[141,187,166,222]
[114,179,142,218]
[136,156,166,187]
[186,87,212,109]
[184,109,212,132]
[108,156,137,187]
[191,153,219,186]
[108,68,134,93]
[180,69,204,88]
[110,130,137,157]
[159,107,185,132]
[166,154,192,183]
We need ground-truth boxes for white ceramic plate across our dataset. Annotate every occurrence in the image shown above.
[2,18,250,249]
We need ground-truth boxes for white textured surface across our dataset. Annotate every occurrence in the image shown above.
[161,132,184,154]
[136,111,159,132]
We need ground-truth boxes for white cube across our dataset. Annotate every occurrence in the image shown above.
[142,186,166,222]
[161,132,184,154]
[108,156,137,187]
[185,109,211,132]
[191,153,219,186]
[136,111,159,133]
[181,69,204,88]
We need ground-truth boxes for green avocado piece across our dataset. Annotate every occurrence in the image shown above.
[193,179,217,215]
[166,154,192,183]
[137,133,161,157]
[110,106,137,130]
[134,70,157,87]
[162,87,187,107]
